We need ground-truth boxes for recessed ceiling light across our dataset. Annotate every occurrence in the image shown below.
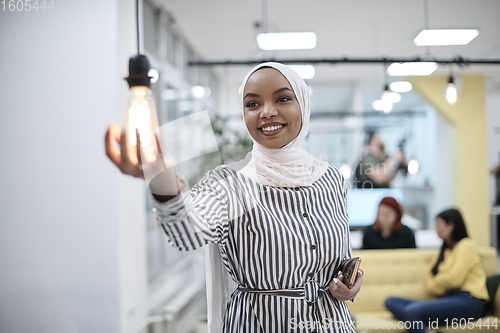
[390,81,413,93]
[387,62,438,76]
[191,86,210,99]
[372,100,393,112]
[388,92,402,103]
[414,29,479,46]
[257,32,317,50]
[288,65,315,79]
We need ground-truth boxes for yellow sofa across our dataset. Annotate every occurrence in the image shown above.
[349,248,499,333]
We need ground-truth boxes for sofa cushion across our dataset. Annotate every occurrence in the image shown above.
[347,247,498,332]
[348,248,498,313]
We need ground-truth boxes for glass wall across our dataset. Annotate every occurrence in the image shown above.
[143,0,219,281]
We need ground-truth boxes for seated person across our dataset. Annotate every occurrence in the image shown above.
[362,197,416,249]
[385,208,489,333]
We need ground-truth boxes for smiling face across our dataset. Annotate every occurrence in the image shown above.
[243,67,302,149]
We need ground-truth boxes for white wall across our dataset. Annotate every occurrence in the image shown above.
[431,107,454,224]
[0,1,149,332]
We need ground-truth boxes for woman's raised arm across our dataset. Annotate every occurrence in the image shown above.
[104,123,182,199]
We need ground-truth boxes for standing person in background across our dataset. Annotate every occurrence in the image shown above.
[491,153,500,251]
[353,130,405,189]
[362,197,416,249]
[385,208,489,333]
[491,154,500,206]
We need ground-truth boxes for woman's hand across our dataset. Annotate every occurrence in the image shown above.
[328,269,363,301]
[105,123,182,196]
[105,123,144,178]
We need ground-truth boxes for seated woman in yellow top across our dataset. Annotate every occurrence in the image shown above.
[385,208,489,333]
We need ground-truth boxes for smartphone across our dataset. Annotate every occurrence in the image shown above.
[338,257,362,288]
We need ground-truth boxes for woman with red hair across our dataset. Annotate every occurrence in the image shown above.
[362,197,416,249]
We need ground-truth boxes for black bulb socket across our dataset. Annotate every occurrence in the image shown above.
[125,54,152,88]
[448,75,455,84]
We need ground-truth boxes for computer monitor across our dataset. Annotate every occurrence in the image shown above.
[347,188,404,226]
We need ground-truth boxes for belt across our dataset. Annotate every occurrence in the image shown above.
[237,280,328,304]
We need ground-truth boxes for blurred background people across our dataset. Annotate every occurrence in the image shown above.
[491,153,500,206]
[354,130,406,189]
[385,208,489,333]
[362,197,416,249]
[491,153,500,251]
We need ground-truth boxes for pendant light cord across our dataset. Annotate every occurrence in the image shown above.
[423,0,430,57]
[382,61,389,90]
[136,0,140,55]
[261,0,268,33]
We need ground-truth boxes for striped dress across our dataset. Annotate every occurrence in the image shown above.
[154,164,355,333]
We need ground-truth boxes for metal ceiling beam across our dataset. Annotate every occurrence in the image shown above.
[226,110,426,119]
[189,56,500,67]
[309,111,427,118]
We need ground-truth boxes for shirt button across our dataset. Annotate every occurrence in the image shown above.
[308,272,314,277]
[294,187,300,191]
[311,245,317,250]
[302,213,308,218]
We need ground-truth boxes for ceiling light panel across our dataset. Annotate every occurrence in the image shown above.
[257,32,317,50]
[288,65,315,79]
[390,81,413,93]
[387,62,438,76]
[413,29,479,46]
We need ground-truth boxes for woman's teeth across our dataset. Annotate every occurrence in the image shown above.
[261,125,283,132]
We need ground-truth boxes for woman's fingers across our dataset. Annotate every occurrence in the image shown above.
[348,269,364,298]
[155,132,163,154]
[108,126,143,178]
[329,270,363,301]
[105,124,123,169]
[136,129,142,165]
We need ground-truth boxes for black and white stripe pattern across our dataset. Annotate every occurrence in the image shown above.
[154,165,355,332]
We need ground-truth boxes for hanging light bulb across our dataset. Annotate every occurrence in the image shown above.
[123,57,160,163]
[381,84,393,114]
[339,163,352,180]
[446,75,457,105]
[121,0,161,164]
[407,158,420,175]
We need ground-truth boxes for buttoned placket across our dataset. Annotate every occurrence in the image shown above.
[294,187,321,283]
[295,187,327,332]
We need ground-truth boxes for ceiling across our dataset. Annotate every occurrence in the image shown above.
[157,0,500,110]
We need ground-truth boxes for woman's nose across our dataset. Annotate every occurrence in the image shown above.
[260,103,278,118]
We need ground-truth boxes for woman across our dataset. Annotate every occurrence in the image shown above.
[362,197,416,249]
[385,208,489,333]
[105,63,362,332]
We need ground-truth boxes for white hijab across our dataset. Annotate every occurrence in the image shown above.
[236,62,329,187]
[206,62,329,332]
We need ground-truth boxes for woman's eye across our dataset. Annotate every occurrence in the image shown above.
[246,101,258,108]
[278,96,291,102]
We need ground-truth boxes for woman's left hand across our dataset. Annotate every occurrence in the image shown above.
[328,269,363,301]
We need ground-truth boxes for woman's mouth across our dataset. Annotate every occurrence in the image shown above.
[259,124,286,136]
